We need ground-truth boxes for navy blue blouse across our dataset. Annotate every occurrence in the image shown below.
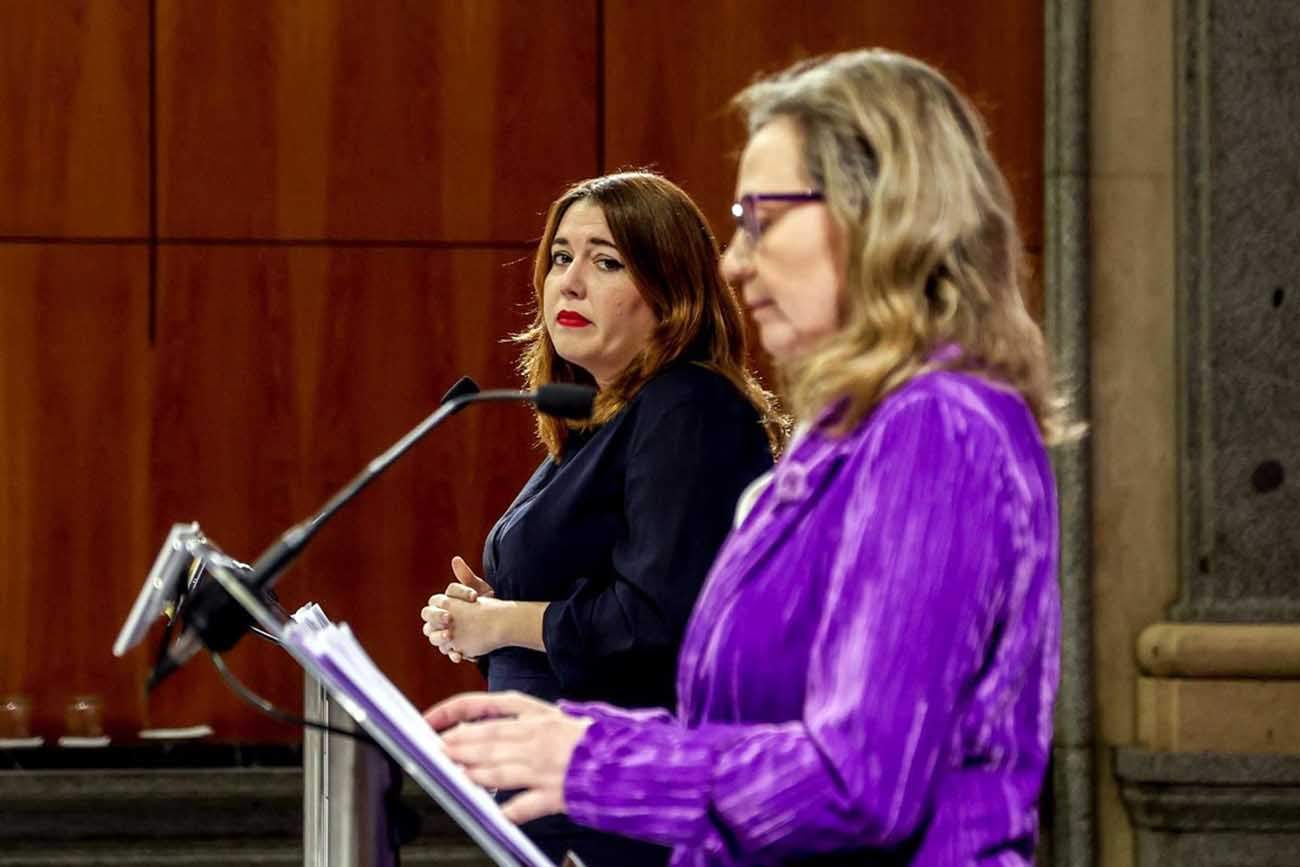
[481,361,773,711]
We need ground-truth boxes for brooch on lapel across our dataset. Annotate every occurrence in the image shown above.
[772,464,811,503]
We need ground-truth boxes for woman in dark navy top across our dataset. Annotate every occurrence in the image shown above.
[420,172,781,866]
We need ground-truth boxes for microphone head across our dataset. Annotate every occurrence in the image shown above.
[440,376,480,404]
[534,384,597,420]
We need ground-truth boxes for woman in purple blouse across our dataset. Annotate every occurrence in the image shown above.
[425,48,1072,866]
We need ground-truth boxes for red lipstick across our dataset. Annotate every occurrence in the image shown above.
[556,311,592,327]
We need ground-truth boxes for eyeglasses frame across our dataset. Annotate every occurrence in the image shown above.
[729,191,826,246]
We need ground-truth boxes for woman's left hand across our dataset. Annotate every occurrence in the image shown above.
[422,557,505,661]
[424,691,593,823]
[424,593,511,660]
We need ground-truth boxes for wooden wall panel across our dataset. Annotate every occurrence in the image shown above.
[602,0,1045,261]
[0,1,148,237]
[156,0,599,242]
[144,246,542,738]
[0,2,1047,743]
[0,245,152,737]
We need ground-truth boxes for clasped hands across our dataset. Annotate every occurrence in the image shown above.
[421,556,502,663]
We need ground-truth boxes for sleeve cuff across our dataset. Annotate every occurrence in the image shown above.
[561,713,716,847]
[541,595,593,692]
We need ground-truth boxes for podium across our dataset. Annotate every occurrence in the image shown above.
[114,383,600,866]
[115,526,556,867]
[302,672,397,867]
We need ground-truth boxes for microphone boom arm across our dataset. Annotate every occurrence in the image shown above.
[144,381,595,690]
[250,389,536,593]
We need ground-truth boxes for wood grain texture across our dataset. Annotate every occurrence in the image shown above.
[0,1,148,237]
[0,244,152,736]
[0,1,1047,743]
[156,0,599,242]
[144,245,542,738]
[602,0,1045,260]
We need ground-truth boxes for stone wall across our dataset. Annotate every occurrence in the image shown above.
[1095,0,1300,864]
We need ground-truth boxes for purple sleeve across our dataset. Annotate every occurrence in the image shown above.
[562,394,1021,859]
[559,699,676,728]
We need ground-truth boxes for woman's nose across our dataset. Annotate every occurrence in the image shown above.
[558,265,586,298]
[721,231,751,286]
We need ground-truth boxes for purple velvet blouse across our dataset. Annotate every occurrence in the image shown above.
[559,370,1061,866]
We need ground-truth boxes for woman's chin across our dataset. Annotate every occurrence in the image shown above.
[757,329,801,364]
[552,341,594,371]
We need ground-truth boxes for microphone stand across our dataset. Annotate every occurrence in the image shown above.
[249,389,543,593]
[148,381,594,689]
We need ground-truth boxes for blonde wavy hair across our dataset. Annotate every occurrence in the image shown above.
[515,172,784,459]
[735,49,1076,443]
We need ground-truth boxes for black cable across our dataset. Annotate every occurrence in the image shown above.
[152,605,177,675]
[210,652,410,858]
[210,652,376,745]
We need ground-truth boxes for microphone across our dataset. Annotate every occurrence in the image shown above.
[147,378,595,689]
[440,375,481,404]
[534,382,601,420]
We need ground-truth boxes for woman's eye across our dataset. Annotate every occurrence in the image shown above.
[550,251,572,268]
[595,258,625,272]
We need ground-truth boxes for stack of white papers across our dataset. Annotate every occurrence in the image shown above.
[290,601,333,632]
[284,604,552,867]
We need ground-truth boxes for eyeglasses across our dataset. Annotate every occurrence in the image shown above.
[730,192,825,246]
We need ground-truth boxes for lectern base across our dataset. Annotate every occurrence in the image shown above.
[303,674,398,867]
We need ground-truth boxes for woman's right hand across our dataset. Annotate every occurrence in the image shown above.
[421,556,496,663]
[424,690,588,823]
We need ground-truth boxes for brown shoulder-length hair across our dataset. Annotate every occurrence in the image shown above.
[515,171,785,459]
[734,49,1080,444]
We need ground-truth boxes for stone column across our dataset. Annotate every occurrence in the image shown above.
[1045,0,1096,863]
[1117,1,1300,864]
[1088,0,1180,862]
